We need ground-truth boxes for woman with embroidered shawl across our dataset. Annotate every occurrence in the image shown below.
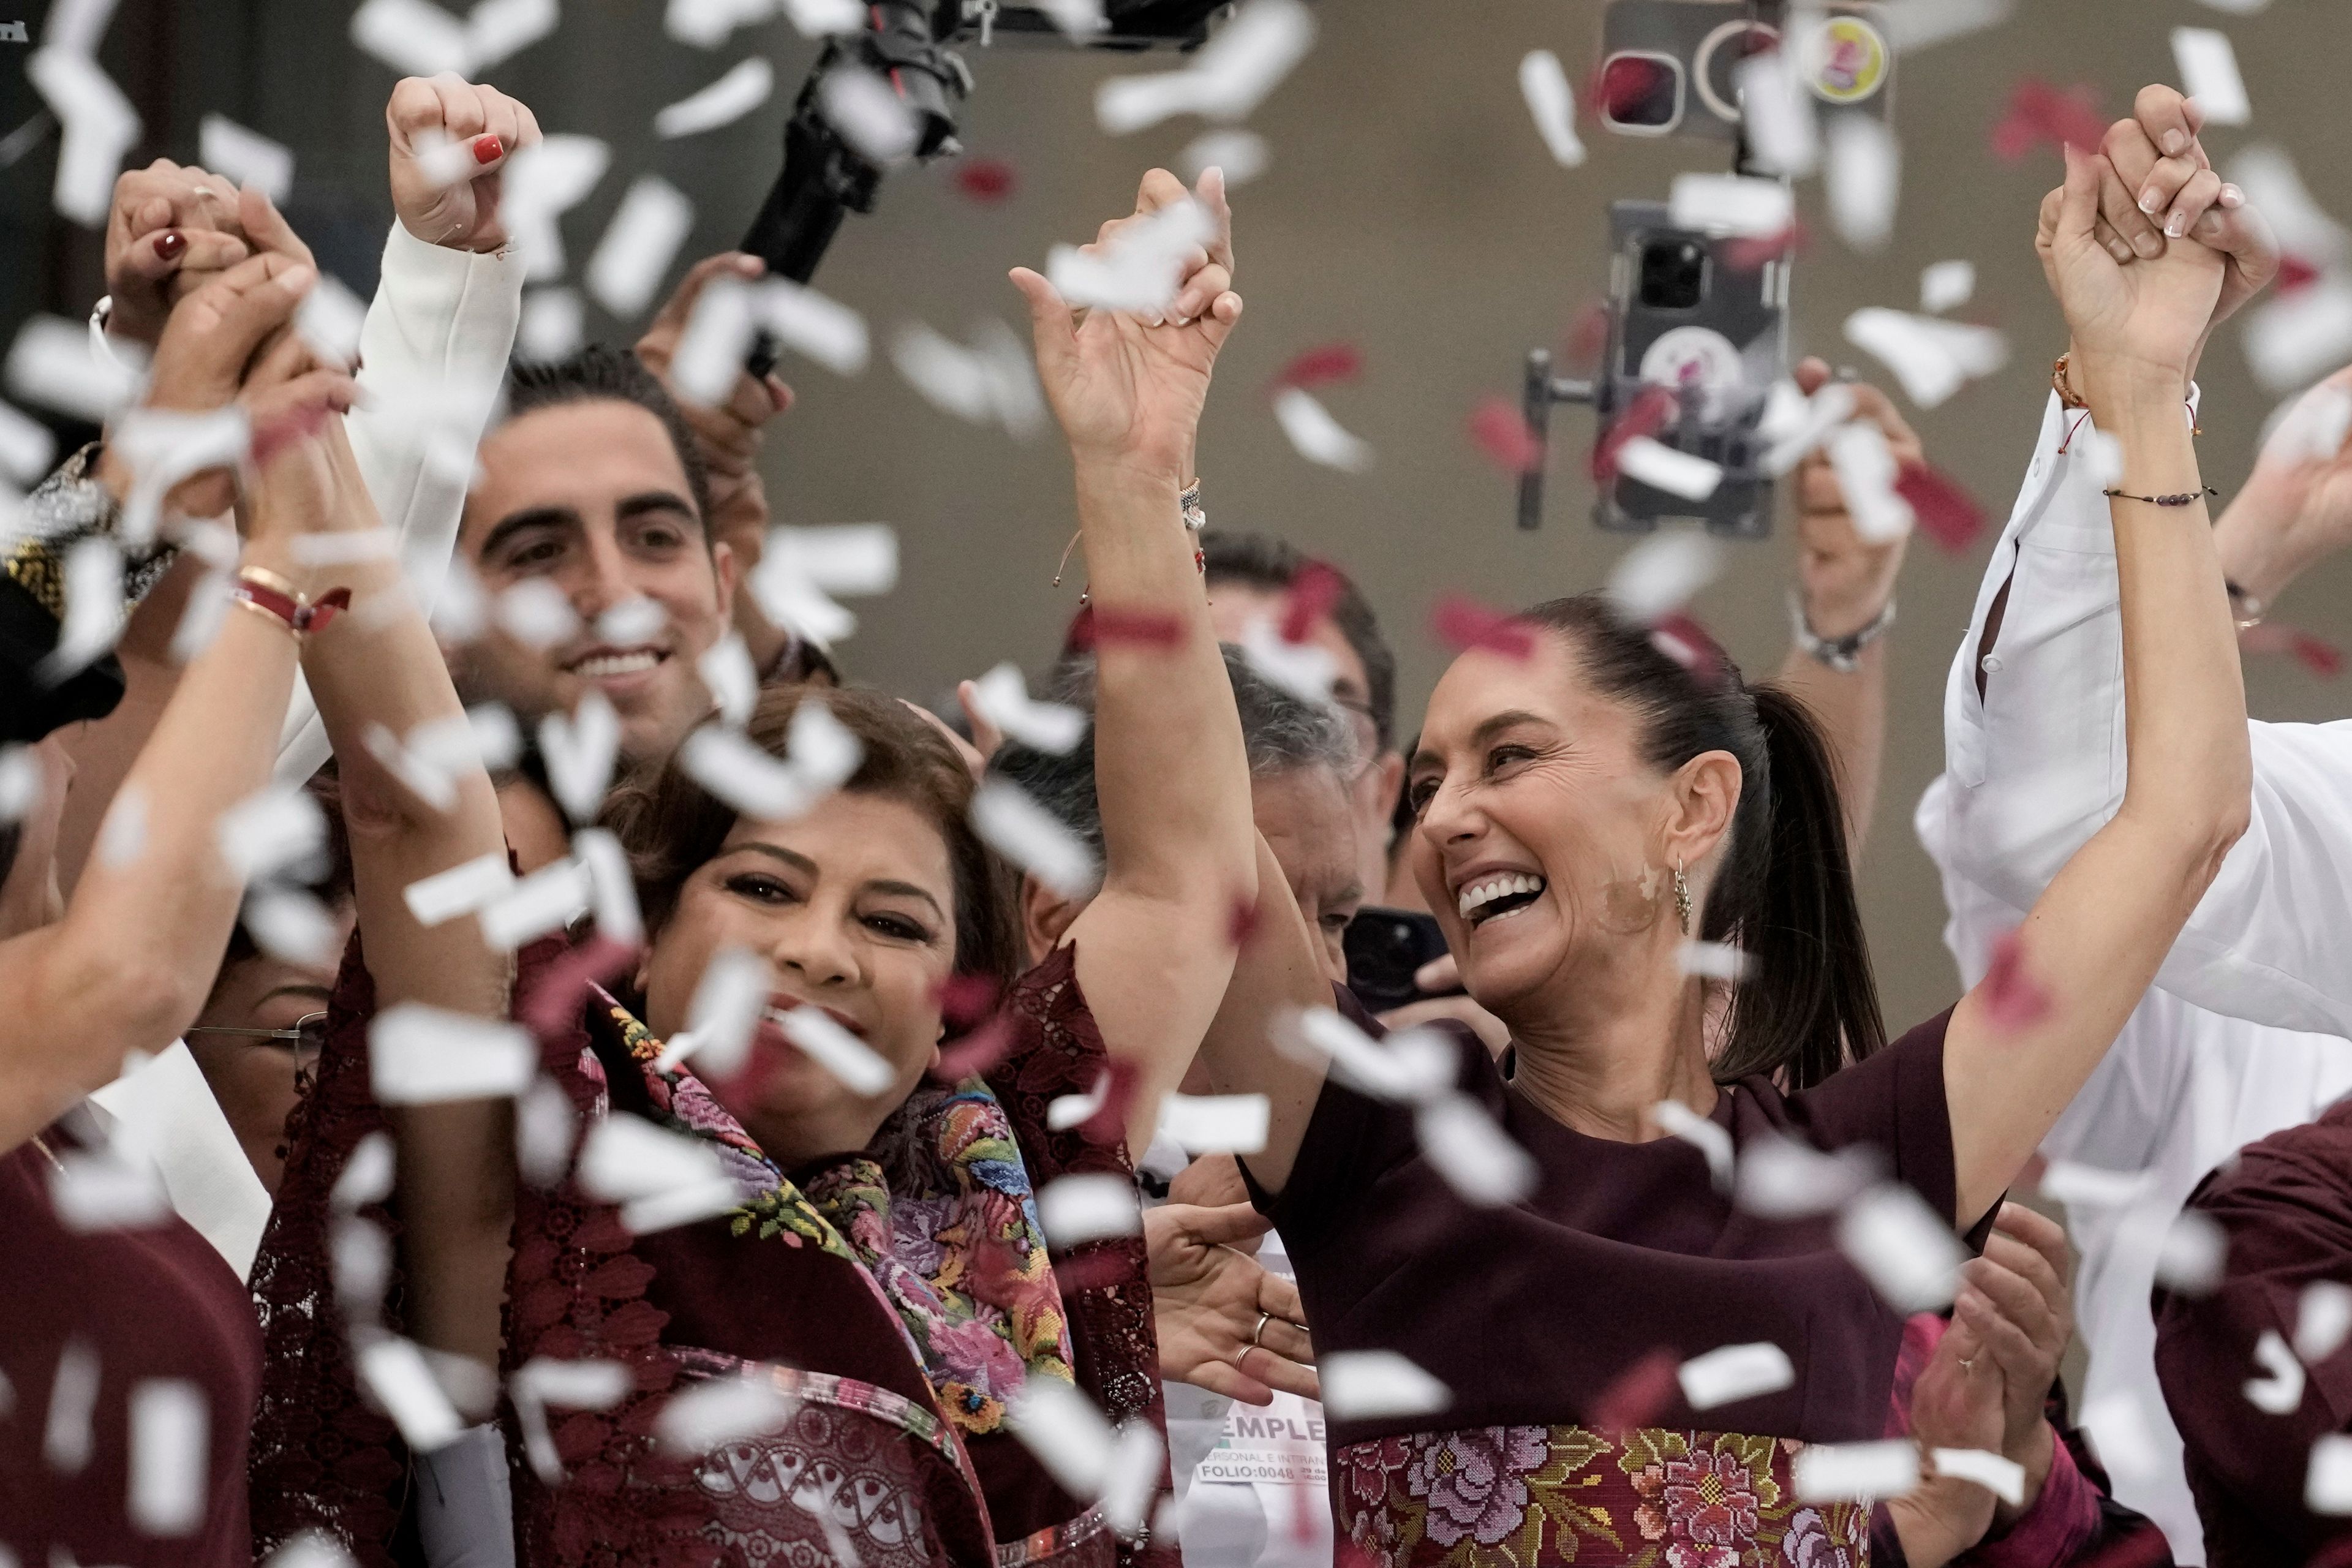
[249,166,1258,1568]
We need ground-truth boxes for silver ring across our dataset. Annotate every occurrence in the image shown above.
[1250,1310,1272,1349]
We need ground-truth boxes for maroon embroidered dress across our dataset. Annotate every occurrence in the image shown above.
[249,936,1165,1568]
[1244,1001,1991,1568]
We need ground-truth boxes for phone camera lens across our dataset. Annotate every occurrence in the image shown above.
[1638,240,1708,311]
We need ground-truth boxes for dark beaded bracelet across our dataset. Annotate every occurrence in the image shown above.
[2101,485,2218,507]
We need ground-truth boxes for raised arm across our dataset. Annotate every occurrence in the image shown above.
[1772,358,1914,853]
[0,255,353,1150]
[284,414,514,1371]
[1009,168,1256,1155]
[1942,145,2250,1225]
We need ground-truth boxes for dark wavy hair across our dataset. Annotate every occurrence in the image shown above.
[600,684,1022,986]
[1518,595,1885,1090]
[503,344,715,532]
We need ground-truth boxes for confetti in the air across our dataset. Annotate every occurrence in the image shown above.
[1675,940,1752,983]
[1467,398,1543,475]
[477,857,593,949]
[1100,1420,1164,1540]
[1431,594,1536,660]
[1613,437,1722,502]
[402,851,516,927]
[2297,1281,2352,1364]
[2242,281,2352,395]
[1178,129,1268,187]
[7,313,142,424]
[2228,145,2348,270]
[1824,423,1915,544]
[2155,1208,2226,1295]
[539,692,622,824]
[1844,309,2007,409]
[2038,1160,2154,1208]
[953,157,1017,202]
[1980,927,2052,1030]
[1991,78,2107,162]
[215,783,328,884]
[1278,1006,1453,1102]
[1736,1133,1876,1219]
[971,778,1101,899]
[1893,462,1989,554]
[586,176,696,320]
[820,65,920,165]
[1156,1093,1272,1155]
[1320,1351,1451,1421]
[370,1004,536,1104]
[333,1132,395,1214]
[43,1337,100,1472]
[502,135,613,283]
[2170,28,2251,126]
[1931,1447,2026,1506]
[1094,0,1315,135]
[355,1333,465,1453]
[1678,1342,1794,1412]
[1038,1173,1142,1246]
[27,45,140,227]
[48,1144,170,1232]
[1793,1439,1920,1502]
[1006,1378,1117,1497]
[1736,47,1816,178]
[1760,380,1856,476]
[578,1112,743,1234]
[511,1356,632,1483]
[2310,1434,2352,1515]
[198,113,293,206]
[968,662,1087,754]
[126,1379,206,1536]
[1669,173,1794,239]
[1517,50,1585,168]
[775,1005,895,1095]
[1826,116,1901,253]
[655,57,775,139]
[1649,1098,1733,1191]
[1047,197,1216,317]
[697,635,759,728]
[573,827,644,949]
[1920,261,1977,315]
[1838,1184,1964,1311]
[349,0,555,78]
[2246,1328,2307,1414]
[1272,386,1373,473]
[654,1366,799,1455]
[1416,1093,1537,1206]
[1239,615,1340,704]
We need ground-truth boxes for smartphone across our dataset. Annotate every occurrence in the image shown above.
[1344,909,1455,1014]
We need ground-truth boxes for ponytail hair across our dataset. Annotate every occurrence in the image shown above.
[1517,597,1885,1089]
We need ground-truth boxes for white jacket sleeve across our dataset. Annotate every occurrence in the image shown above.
[273,222,523,784]
[1936,393,2352,1038]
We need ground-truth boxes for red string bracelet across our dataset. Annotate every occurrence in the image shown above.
[232,566,351,638]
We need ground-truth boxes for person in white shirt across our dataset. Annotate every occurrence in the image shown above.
[1917,85,2352,1564]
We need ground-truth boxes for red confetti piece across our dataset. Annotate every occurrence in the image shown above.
[1063,604,1187,654]
[934,1013,1017,1081]
[519,936,641,1040]
[1593,387,1678,484]
[952,158,1016,203]
[1725,221,1805,274]
[1894,462,1989,554]
[1990,78,2107,163]
[2241,623,2346,678]
[1981,928,2052,1033]
[1430,594,1537,661]
[1468,396,1544,475]
[1270,342,1364,391]
[1588,1348,1681,1438]
[1278,559,1348,643]
[2277,254,2322,295]
[249,398,336,469]
[1227,892,1262,950]
[2071,1527,2173,1568]
[1649,611,1727,682]
[1560,301,1611,374]
[1050,1249,1136,1292]
[933,973,1002,1031]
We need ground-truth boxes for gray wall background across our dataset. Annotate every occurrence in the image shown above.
[7,0,2348,1030]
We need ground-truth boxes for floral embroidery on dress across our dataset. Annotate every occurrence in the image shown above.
[1335,1424,1869,1568]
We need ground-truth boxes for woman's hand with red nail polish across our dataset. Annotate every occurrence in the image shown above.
[101,159,252,347]
[386,73,543,254]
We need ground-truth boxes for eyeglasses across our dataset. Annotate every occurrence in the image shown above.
[1329,696,1383,780]
[187,1011,329,1076]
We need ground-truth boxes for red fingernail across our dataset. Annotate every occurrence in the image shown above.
[472,134,503,165]
[154,230,186,261]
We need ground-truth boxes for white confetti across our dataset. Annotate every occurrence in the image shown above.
[1047,1072,1110,1132]
[653,946,771,1076]
[656,1366,797,1455]
[2080,1391,2164,1485]
[1929,1447,2025,1506]
[1793,1439,1918,1502]
[1278,1007,1455,1104]
[2246,1327,2307,1415]
[1101,1420,1163,1540]
[291,271,368,371]
[1319,1350,1450,1421]
[1675,940,1752,982]
[666,0,774,47]
[0,399,56,487]
[655,56,775,140]
[332,1217,388,1316]
[516,1074,579,1187]
[1837,1183,1963,1311]
[2310,1433,2352,1513]
[1826,116,1900,254]
[43,1339,100,1472]
[1668,173,1792,239]
[43,0,125,55]
[349,0,470,76]
[2228,145,2348,268]
[494,578,582,650]
[1760,379,1856,477]
[695,635,758,729]
[0,744,43,823]
[264,1532,360,1568]
[7,313,141,423]
[1156,1093,1270,1155]
[1878,0,2013,50]
[1416,1093,1536,1206]
[1238,615,1339,705]
[40,534,124,679]
[2078,428,2126,488]
[48,1146,170,1231]
[511,1355,632,1484]
[967,662,1086,755]
[402,852,516,927]
[1920,261,1977,315]
[1824,421,1915,543]
[362,722,458,812]
[198,113,293,206]
[1649,1098,1733,1191]
[333,1131,395,1213]
[668,276,761,407]
[683,277,872,385]
[540,691,622,824]
[127,1379,206,1536]
[586,177,695,321]
[518,287,584,363]
[1615,436,1723,501]
[2297,1281,2352,1365]
[355,1333,465,1452]
[503,135,613,283]
[1094,0,1316,135]
[578,1112,743,1233]
[370,1004,535,1104]
[676,714,854,822]
[1272,386,1373,472]
[466,0,558,72]
[216,783,328,884]
[243,886,341,967]
[1177,129,1268,187]
[1842,309,2008,410]
[1038,1172,1141,1247]
[2171,28,2250,126]
[1678,1342,1794,1411]
[1006,1378,1115,1497]
[971,778,1100,900]
[1047,197,1216,317]
[1735,47,1816,178]
[2155,1208,2227,1295]
[1031,0,1106,39]
[891,322,995,424]
[2261,379,2352,469]
[819,66,919,165]
[593,595,667,649]
[2038,1159,2155,1209]
[778,1005,895,1095]
[764,522,896,595]
[96,782,146,867]
[782,0,862,35]
[28,46,140,227]
[573,826,644,949]
[478,856,592,949]
[2242,280,2352,395]
[1517,50,1585,168]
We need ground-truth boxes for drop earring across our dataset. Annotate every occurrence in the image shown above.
[1673,858,1691,935]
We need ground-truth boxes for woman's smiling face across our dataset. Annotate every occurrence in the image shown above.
[639,788,960,1167]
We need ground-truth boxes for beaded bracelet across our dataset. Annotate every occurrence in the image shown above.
[2101,486,2217,508]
